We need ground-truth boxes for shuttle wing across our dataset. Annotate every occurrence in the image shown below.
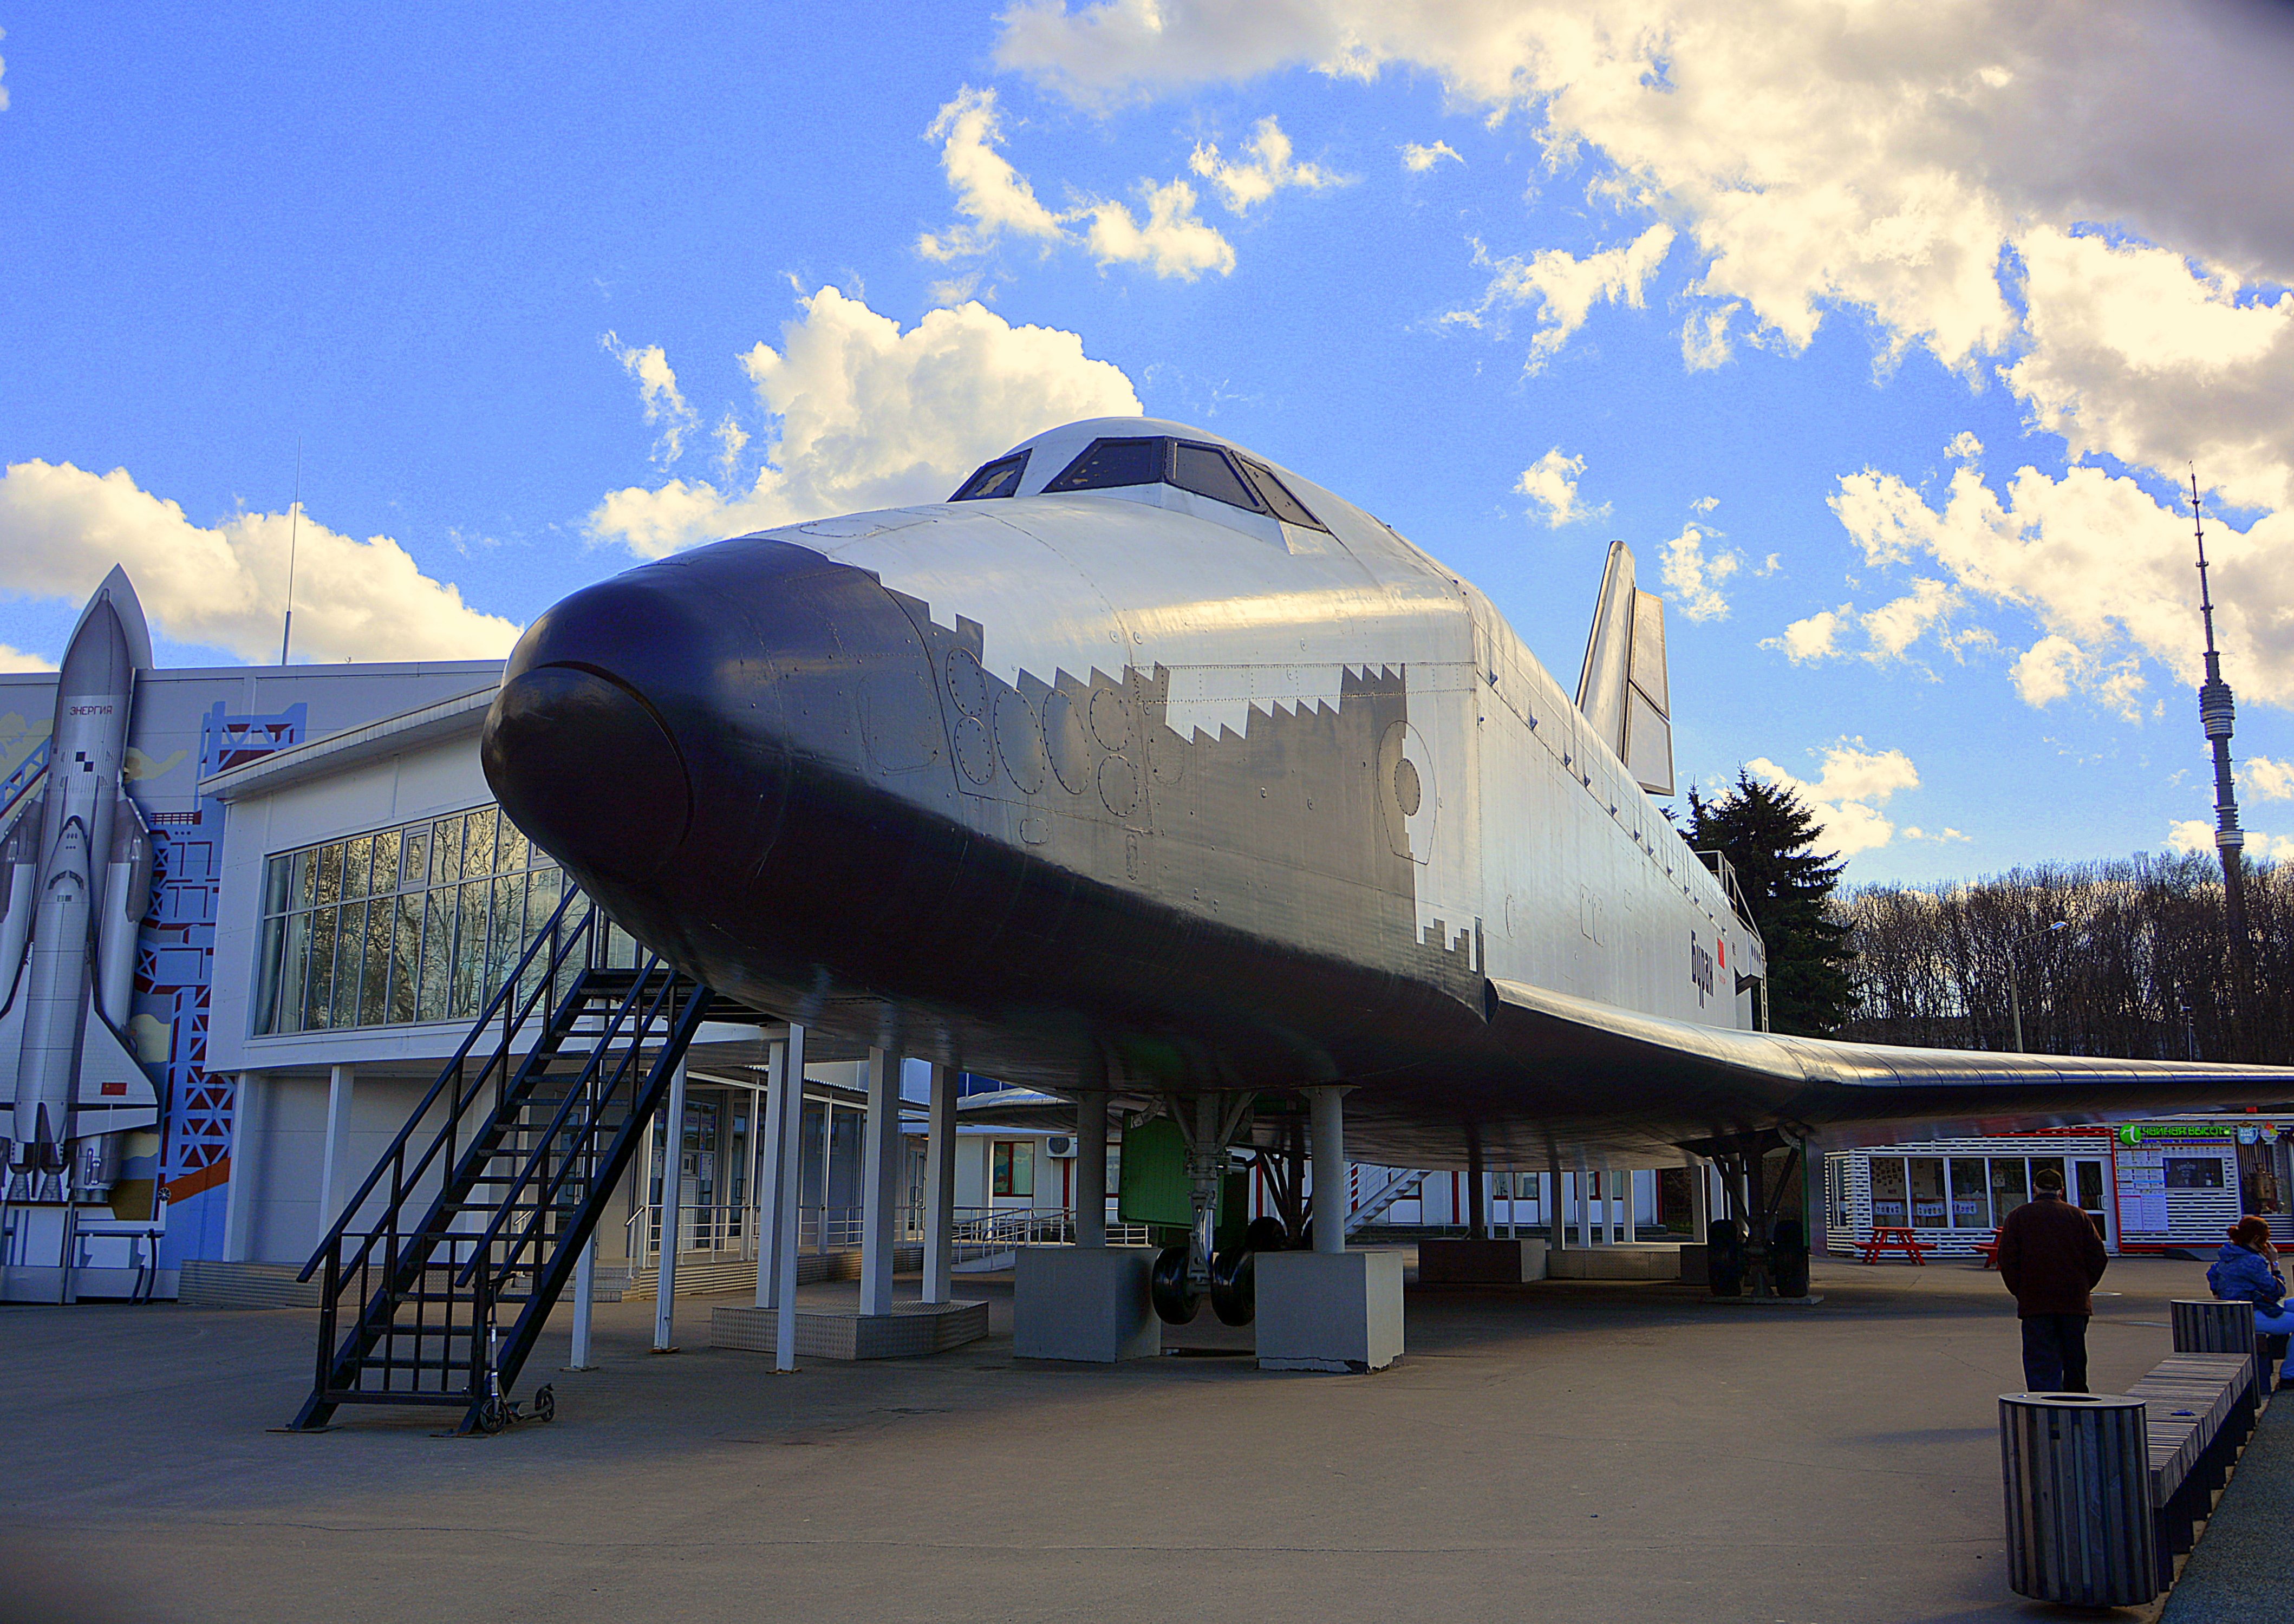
[69,1013,160,1136]
[1483,976,2294,1149]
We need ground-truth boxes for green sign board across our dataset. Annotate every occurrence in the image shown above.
[1118,1117,1193,1228]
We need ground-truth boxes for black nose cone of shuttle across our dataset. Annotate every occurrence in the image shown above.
[483,569,706,887]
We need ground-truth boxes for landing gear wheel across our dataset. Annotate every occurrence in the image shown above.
[1209,1248,1255,1327]
[1150,1245,1201,1325]
[533,1384,556,1423]
[476,1395,508,1435]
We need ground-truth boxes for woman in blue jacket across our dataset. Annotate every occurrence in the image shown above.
[2211,1216,2294,1384]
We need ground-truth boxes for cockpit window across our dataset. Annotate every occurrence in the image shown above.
[1170,441,1265,512]
[1043,434,1328,530]
[1045,436,1164,493]
[1239,458,1328,531]
[949,450,1030,501]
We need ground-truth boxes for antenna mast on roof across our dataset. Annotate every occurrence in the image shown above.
[279,438,302,666]
[2191,466,2256,1059]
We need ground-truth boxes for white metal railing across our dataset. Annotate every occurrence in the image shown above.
[622,1199,1149,1274]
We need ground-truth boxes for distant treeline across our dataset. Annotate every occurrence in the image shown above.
[1835,852,2294,1064]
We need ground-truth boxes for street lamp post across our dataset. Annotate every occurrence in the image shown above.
[2008,919,2072,1052]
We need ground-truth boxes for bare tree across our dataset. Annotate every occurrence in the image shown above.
[1837,853,2289,1062]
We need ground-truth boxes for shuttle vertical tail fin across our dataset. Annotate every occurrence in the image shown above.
[1574,542,1674,796]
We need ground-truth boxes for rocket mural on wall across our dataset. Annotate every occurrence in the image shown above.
[0,567,163,1202]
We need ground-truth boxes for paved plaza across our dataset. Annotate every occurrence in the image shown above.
[0,1253,2245,1623]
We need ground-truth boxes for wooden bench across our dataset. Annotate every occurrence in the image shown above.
[1858,1225,1928,1264]
[1972,1229,2000,1269]
[2130,1350,2264,1590]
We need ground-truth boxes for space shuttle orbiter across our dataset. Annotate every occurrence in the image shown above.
[0,566,162,1203]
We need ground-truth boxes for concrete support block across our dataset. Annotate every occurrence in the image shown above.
[1417,1237,1547,1283]
[1547,1244,1682,1281]
[1255,1249,1404,1373]
[709,1299,987,1361]
[1013,1245,1159,1362]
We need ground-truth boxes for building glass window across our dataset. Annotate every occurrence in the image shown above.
[255,803,608,1035]
[992,1140,1034,1198]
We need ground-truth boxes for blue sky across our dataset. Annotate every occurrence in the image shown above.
[3,2,2292,886]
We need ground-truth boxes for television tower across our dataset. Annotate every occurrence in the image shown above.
[2191,469,2256,1058]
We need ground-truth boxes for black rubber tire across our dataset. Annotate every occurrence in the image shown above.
[1770,1219,1810,1297]
[533,1384,556,1423]
[477,1396,507,1435]
[1150,1245,1201,1325]
[1706,1218,1745,1297]
[1209,1248,1256,1327]
[1242,1215,1288,1253]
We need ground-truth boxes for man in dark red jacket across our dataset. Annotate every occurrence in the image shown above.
[1996,1166,2111,1392]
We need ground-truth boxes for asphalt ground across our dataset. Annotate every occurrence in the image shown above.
[0,1252,2257,1623]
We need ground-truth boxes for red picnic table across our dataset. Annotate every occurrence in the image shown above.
[1859,1225,1930,1264]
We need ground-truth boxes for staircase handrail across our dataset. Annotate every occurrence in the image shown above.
[454,954,697,1287]
[297,890,596,1283]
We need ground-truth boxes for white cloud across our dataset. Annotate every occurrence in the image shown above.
[2009,634,2147,721]
[1748,740,1921,856]
[1189,116,1341,212]
[0,27,10,115]
[713,411,750,481]
[2167,819,2294,863]
[916,86,1237,281]
[2166,818,2215,856]
[1447,224,1674,370]
[918,86,1071,262]
[1764,606,1846,664]
[0,644,56,673]
[1691,495,1718,514]
[1902,825,1971,844]
[602,333,696,465]
[2244,756,2294,802]
[0,461,520,663]
[587,288,1142,557]
[1658,520,1739,621]
[2005,226,2294,516]
[1861,578,1959,661]
[1401,140,1461,172]
[1514,447,1604,527]
[1680,302,1738,371]
[995,4,2294,641]
[1832,453,2294,706]
[1946,430,1984,461]
[1081,179,1235,279]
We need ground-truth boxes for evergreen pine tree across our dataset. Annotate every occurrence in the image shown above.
[1687,770,1857,1037]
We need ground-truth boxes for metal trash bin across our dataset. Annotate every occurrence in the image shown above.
[2171,1296,2257,1354]
[1999,1392,2155,1606]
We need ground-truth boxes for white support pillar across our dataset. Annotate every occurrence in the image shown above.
[566,1235,597,1371]
[756,1038,789,1309]
[859,1046,904,1316]
[1074,1091,1108,1248]
[316,1064,355,1237]
[1686,1151,1710,1240]
[922,1062,958,1303]
[1575,1152,1593,1249]
[222,1070,264,1262]
[1621,1165,1638,1243]
[1309,1086,1347,1255]
[772,1024,806,1371]
[653,1059,689,1352]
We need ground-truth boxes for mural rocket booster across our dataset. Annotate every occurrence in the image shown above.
[0,566,162,1199]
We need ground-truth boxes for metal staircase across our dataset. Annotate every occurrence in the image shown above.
[1345,1165,1429,1236]
[288,894,716,1434]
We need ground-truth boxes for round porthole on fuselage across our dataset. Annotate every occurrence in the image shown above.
[995,690,1046,794]
[1045,687,1094,795]
[1394,756,1423,817]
